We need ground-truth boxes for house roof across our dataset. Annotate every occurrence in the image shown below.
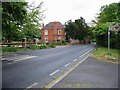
[42,22,64,30]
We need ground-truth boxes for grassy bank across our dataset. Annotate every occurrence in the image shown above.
[91,47,119,64]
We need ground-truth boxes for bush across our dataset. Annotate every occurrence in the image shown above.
[39,45,48,49]
[2,47,18,52]
[48,44,56,48]
[61,40,67,45]
[53,40,67,45]
[27,44,39,50]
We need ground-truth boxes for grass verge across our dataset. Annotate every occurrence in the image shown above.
[91,47,119,64]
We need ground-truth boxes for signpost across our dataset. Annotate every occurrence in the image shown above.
[108,24,120,55]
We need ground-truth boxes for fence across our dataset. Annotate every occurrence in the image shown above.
[1,42,42,48]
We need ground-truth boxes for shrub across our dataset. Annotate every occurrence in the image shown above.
[2,47,18,52]
[53,41,67,45]
[61,40,67,45]
[39,45,48,49]
[27,44,39,50]
[48,44,55,48]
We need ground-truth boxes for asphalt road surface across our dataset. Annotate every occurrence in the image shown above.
[2,45,94,89]
[53,57,118,88]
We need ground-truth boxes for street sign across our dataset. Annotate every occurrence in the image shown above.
[108,24,120,55]
[109,26,120,31]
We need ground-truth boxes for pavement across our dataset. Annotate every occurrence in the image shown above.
[53,57,118,88]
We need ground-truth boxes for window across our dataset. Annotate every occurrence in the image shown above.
[45,37,48,43]
[58,30,61,35]
[44,30,48,35]
[58,37,61,40]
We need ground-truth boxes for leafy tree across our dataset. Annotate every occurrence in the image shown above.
[92,2,120,49]
[97,3,118,23]
[2,2,27,42]
[2,2,44,42]
[65,17,89,42]
[22,2,44,40]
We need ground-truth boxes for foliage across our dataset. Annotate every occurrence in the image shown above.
[98,3,119,23]
[22,2,44,40]
[65,17,89,41]
[2,2,27,42]
[2,47,18,52]
[2,44,56,53]
[92,2,120,49]
[53,41,67,46]
[48,44,56,48]
[2,2,44,42]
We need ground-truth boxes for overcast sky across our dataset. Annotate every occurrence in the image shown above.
[26,0,119,25]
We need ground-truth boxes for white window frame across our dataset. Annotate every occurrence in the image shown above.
[44,30,48,35]
[58,30,61,35]
[45,37,48,43]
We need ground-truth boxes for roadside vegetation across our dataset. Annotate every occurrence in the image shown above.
[2,44,56,53]
[90,2,120,64]
[91,47,119,64]
[91,2,120,49]
[2,40,69,53]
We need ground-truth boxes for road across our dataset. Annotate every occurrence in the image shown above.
[2,45,93,89]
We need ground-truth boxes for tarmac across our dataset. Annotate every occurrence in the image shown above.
[53,57,119,88]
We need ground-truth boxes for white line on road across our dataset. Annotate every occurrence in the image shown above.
[65,63,71,67]
[14,56,37,62]
[79,48,93,58]
[73,59,77,61]
[26,83,38,89]
[50,70,60,76]
[7,63,12,64]
[44,55,89,88]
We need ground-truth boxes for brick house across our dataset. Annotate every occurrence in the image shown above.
[41,22,66,43]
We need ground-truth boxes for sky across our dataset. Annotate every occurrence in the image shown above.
[26,0,120,25]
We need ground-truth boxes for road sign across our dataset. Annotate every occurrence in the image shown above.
[109,26,120,31]
[108,24,120,55]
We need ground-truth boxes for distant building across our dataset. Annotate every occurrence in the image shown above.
[41,22,66,44]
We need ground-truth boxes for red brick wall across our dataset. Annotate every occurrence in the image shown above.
[41,29,66,43]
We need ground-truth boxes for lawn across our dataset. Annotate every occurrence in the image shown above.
[91,47,119,64]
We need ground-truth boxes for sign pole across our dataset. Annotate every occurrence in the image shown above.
[108,26,110,55]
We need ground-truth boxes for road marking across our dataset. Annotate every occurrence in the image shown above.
[50,70,60,76]
[44,55,89,88]
[1,58,7,61]
[65,63,71,67]
[73,59,77,61]
[7,63,12,64]
[79,48,93,58]
[26,83,38,89]
[14,56,37,62]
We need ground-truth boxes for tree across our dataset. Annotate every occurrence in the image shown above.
[2,1,44,42]
[2,2,27,42]
[97,3,118,23]
[92,2,120,49]
[22,2,44,40]
[65,17,89,42]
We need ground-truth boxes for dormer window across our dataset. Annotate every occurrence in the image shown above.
[58,30,61,35]
[44,30,48,35]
